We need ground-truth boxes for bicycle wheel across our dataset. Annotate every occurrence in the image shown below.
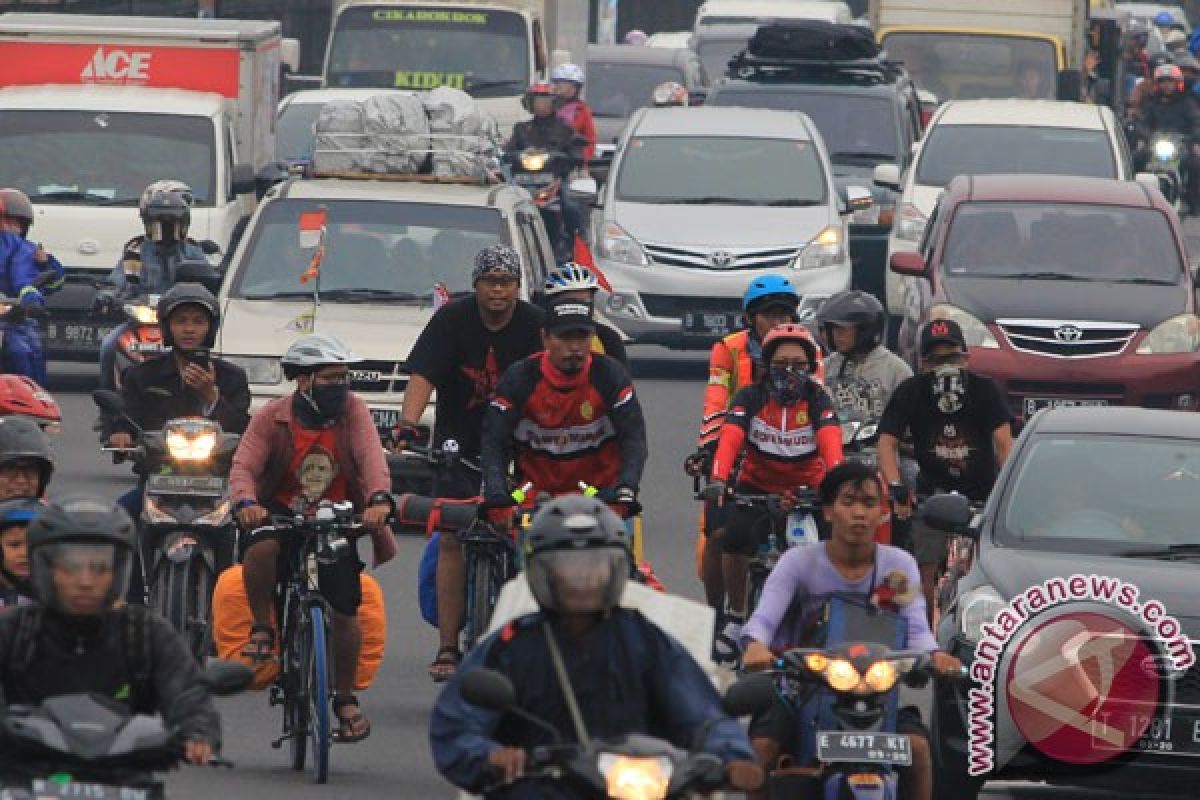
[466,556,495,652]
[307,604,332,784]
[165,557,215,661]
[285,597,308,772]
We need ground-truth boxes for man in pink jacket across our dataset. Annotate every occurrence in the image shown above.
[230,333,396,744]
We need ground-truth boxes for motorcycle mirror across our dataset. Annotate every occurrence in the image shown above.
[202,658,254,696]
[92,389,125,416]
[460,668,518,712]
[199,240,221,256]
[918,492,973,536]
[722,672,776,718]
[175,260,223,294]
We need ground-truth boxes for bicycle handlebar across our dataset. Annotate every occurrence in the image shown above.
[394,493,481,533]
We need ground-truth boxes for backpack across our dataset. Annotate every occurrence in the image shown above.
[4,605,154,713]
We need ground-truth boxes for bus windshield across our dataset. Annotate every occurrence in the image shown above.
[326,5,530,97]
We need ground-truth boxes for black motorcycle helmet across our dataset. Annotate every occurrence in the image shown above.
[0,416,54,496]
[523,495,630,615]
[817,290,887,356]
[157,282,220,349]
[26,495,135,615]
[139,182,192,245]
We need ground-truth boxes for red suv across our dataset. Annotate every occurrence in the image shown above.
[891,174,1200,418]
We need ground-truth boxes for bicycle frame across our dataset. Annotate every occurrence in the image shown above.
[459,519,519,652]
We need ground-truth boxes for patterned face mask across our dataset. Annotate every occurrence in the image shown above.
[768,365,810,405]
[929,366,967,414]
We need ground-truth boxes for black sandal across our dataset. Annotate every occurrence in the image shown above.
[240,623,276,665]
[331,693,371,743]
[428,645,462,683]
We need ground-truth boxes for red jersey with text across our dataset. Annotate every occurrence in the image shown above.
[712,382,842,494]
[481,352,648,499]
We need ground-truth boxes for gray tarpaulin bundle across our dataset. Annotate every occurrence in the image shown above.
[423,87,501,177]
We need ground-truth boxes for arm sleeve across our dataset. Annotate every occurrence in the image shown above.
[578,105,597,161]
[148,614,222,748]
[978,376,1014,432]
[429,635,507,792]
[811,387,844,467]
[405,308,454,386]
[228,407,272,505]
[212,364,251,434]
[699,341,735,446]
[892,552,938,651]
[480,365,526,502]
[7,243,39,299]
[878,378,915,439]
[603,362,647,491]
[39,254,66,292]
[113,367,148,437]
[711,388,755,482]
[741,545,811,648]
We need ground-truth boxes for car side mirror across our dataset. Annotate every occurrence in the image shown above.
[567,176,598,207]
[460,668,517,712]
[840,185,873,215]
[890,251,927,277]
[232,163,256,196]
[874,163,902,192]
[176,259,224,294]
[722,673,776,717]
[919,492,974,536]
[199,239,221,256]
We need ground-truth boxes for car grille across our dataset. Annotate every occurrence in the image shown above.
[996,319,1139,358]
[641,242,801,271]
[347,360,409,394]
[1167,656,1200,708]
[642,294,743,319]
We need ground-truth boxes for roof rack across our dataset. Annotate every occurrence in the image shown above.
[728,49,907,86]
[309,132,502,186]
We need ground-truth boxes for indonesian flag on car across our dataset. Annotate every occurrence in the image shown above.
[298,208,327,284]
[572,235,613,292]
[433,282,451,310]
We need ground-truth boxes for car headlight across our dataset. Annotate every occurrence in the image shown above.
[795,226,845,269]
[824,658,861,692]
[929,304,999,349]
[894,203,927,242]
[1136,314,1200,354]
[960,585,1006,643]
[1155,139,1178,161]
[597,221,648,267]
[165,419,219,462]
[520,150,549,171]
[124,304,158,325]
[222,355,283,385]
[863,660,899,693]
[597,753,672,800]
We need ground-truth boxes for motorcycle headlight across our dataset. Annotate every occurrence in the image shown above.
[863,660,899,693]
[824,658,861,692]
[804,652,829,673]
[795,226,845,269]
[929,304,999,349]
[894,203,927,243]
[221,356,283,385]
[1137,314,1200,354]
[1155,139,1178,161]
[597,754,672,800]
[124,304,158,325]
[520,151,549,171]
[164,419,220,462]
[597,221,648,267]
[960,585,1006,643]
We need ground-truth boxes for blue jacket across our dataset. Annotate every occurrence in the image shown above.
[107,236,208,296]
[0,233,44,305]
[429,609,753,797]
[17,239,64,294]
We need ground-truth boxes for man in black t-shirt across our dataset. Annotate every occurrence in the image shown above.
[878,319,1013,621]
[395,243,544,681]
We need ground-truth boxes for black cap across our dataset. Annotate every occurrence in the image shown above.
[544,298,596,335]
[919,318,967,357]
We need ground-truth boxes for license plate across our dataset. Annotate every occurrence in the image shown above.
[1023,397,1109,416]
[682,311,740,336]
[146,474,226,496]
[1094,711,1200,757]
[371,408,401,431]
[44,322,114,349]
[816,732,912,766]
[29,779,150,800]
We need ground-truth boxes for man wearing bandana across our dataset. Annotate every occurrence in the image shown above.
[878,319,1012,621]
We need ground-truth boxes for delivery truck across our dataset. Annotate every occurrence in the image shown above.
[868,0,1089,103]
[323,0,589,132]
[0,13,295,361]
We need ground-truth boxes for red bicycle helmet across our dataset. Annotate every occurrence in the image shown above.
[522,80,557,112]
[0,375,62,429]
[761,323,826,384]
[1156,63,1185,93]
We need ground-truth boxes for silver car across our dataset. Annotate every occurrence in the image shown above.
[594,105,866,348]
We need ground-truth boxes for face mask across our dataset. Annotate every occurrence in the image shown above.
[303,383,349,423]
[768,365,809,405]
[929,366,967,413]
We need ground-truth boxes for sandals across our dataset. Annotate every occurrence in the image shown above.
[331,693,371,743]
[241,623,276,665]
[428,645,462,683]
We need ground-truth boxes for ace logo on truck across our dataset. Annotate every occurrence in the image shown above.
[81,47,153,83]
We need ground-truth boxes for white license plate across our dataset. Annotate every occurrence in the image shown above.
[1023,397,1109,416]
[146,474,226,496]
[816,731,912,765]
[29,779,150,800]
[682,311,740,336]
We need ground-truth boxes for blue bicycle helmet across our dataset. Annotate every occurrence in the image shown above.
[743,274,800,313]
[1155,10,1175,27]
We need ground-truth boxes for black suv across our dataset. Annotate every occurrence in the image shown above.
[707,54,924,314]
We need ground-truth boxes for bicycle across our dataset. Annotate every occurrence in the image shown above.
[257,500,366,785]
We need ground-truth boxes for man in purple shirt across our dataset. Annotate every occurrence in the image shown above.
[741,462,962,800]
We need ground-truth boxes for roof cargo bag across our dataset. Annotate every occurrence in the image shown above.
[747,20,879,62]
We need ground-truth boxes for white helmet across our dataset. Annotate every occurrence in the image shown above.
[544,263,600,296]
[552,63,585,86]
[281,333,362,379]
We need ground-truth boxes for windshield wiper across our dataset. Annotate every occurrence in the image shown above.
[674,196,756,205]
[319,288,421,302]
[1010,271,1095,281]
[1116,543,1200,560]
[1109,277,1177,286]
[241,290,316,301]
[764,198,824,207]
[27,190,115,203]
[833,151,895,161]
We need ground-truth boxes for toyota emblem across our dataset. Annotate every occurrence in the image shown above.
[1054,325,1084,342]
[708,250,736,268]
[77,239,100,256]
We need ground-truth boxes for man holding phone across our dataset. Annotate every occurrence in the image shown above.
[106,283,250,602]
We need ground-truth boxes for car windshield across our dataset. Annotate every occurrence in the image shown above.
[326,5,529,97]
[708,90,897,160]
[916,125,1117,187]
[230,199,508,302]
[587,62,688,119]
[0,110,215,208]
[615,135,827,206]
[880,32,1058,102]
[942,202,1181,283]
[695,37,750,81]
[1000,435,1200,552]
[276,102,325,164]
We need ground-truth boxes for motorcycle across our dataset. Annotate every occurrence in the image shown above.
[459,668,728,799]
[503,147,576,264]
[1148,132,1187,214]
[727,643,962,800]
[93,389,240,661]
[839,409,881,467]
[0,660,252,799]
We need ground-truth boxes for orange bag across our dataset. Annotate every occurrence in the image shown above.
[212,565,387,691]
